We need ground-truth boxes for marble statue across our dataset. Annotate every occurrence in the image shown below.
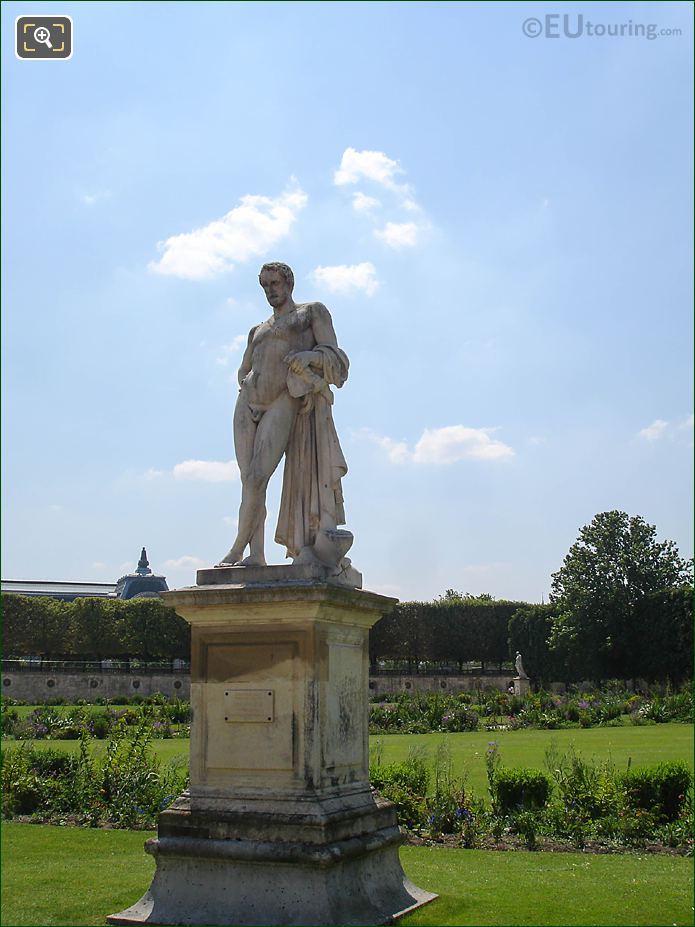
[515,651,528,679]
[219,262,356,578]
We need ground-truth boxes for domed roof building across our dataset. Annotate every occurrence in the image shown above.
[114,548,169,599]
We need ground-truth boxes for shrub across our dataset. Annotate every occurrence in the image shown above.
[1,725,186,828]
[146,692,169,705]
[493,768,552,812]
[426,742,472,835]
[87,711,111,738]
[164,699,191,724]
[544,744,620,822]
[621,761,692,822]
[510,809,540,849]
[0,704,19,737]
[369,752,430,829]
[369,692,479,735]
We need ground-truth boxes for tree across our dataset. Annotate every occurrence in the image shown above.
[69,598,124,660]
[2,594,69,662]
[549,511,692,681]
[118,599,190,662]
[508,604,558,686]
[1,593,190,663]
[633,587,693,682]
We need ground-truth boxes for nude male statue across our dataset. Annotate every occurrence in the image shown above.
[219,262,355,578]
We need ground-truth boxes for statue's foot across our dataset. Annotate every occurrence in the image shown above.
[215,551,267,568]
[239,555,266,567]
[216,548,243,567]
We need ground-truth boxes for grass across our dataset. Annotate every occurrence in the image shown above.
[373,723,694,797]
[399,845,694,926]
[6,723,692,799]
[1,823,155,927]
[1,822,692,926]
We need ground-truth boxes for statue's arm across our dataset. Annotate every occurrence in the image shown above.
[284,303,336,374]
[309,302,339,349]
[237,326,258,386]
[285,304,348,388]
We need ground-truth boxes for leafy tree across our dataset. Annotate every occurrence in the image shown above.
[69,597,124,660]
[2,595,69,661]
[549,511,692,681]
[508,604,558,686]
[633,587,693,682]
[118,599,190,662]
[1,594,190,663]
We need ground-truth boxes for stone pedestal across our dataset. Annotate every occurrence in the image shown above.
[513,676,530,697]
[108,573,436,926]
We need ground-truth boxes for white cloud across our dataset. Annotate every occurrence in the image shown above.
[334,148,429,244]
[334,148,404,189]
[92,561,106,570]
[216,334,248,365]
[352,192,381,213]
[367,432,410,464]
[361,426,514,464]
[309,262,380,297]
[148,186,308,280]
[222,515,237,527]
[81,190,111,206]
[637,415,693,444]
[401,197,420,212]
[173,459,239,482]
[164,555,206,570]
[144,467,164,479]
[638,419,669,441]
[374,222,419,249]
[413,426,515,463]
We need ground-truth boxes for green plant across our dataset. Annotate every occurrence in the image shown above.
[484,741,502,812]
[621,761,692,822]
[544,744,620,822]
[426,742,470,835]
[369,749,430,829]
[492,768,552,812]
[510,809,539,849]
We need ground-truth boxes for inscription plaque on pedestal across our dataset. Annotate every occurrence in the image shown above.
[224,689,274,723]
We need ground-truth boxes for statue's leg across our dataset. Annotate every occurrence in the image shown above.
[247,503,267,564]
[218,397,257,565]
[219,392,297,566]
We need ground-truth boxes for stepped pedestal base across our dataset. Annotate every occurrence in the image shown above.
[107,579,436,925]
[107,792,435,926]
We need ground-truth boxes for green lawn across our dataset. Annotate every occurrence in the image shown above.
[6,723,692,800]
[1,822,691,926]
[373,723,694,797]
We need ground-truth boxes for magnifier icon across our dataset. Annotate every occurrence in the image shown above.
[33,26,53,48]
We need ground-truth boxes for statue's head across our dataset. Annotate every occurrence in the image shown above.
[258,261,294,293]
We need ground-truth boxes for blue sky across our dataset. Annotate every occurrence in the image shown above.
[3,0,693,601]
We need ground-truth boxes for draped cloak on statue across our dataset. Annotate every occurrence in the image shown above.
[275,344,349,559]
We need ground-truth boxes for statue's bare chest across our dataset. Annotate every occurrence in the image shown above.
[252,306,315,359]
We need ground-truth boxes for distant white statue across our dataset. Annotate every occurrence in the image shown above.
[515,651,528,679]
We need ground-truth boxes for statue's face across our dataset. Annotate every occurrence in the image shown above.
[260,269,291,308]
